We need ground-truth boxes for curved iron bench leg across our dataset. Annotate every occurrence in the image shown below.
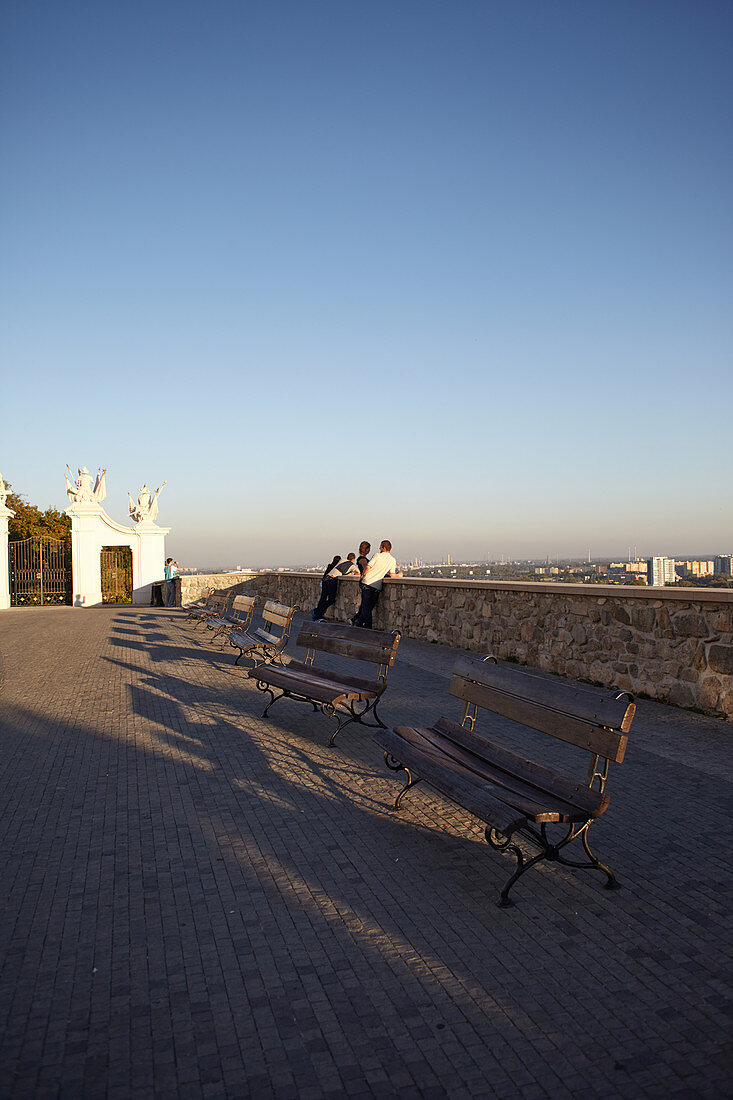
[383,753,423,809]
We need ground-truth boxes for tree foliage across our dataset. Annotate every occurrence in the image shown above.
[5,484,71,542]
[675,574,733,589]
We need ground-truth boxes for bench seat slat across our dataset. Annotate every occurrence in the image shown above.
[407,723,607,822]
[432,717,608,816]
[229,630,277,651]
[283,659,383,695]
[393,726,557,820]
[205,615,231,630]
[375,728,527,836]
[252,664,377,705]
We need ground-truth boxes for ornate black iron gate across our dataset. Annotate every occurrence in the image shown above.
[101,546,133,603]
[9,537,71,606]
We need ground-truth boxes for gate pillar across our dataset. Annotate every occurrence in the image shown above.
[0,500,14,611]
[130,525,168,605]
[67,503,105,606]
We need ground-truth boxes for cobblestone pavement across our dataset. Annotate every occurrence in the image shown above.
[0,606,731,1099]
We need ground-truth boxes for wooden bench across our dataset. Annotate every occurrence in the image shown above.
[228,600,296,668]
[373,655,635,907]
[184,586,212,616]
[250,621,401,746]
[207,594,256,646]
[188,591,231,629]
[186,588,218,623]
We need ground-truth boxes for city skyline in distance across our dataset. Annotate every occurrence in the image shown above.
[182,542,733,574]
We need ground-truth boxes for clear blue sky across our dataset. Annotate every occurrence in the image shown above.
[2,0,731,567]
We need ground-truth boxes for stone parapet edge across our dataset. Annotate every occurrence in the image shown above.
[271,573,733,602]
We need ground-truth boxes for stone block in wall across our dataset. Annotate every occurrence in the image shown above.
[655,608,674,637]
[665,681,697,709]
[630,606,656,632]
[692,643,707,670]
[670,610,709,638]
[708,607,733,633]
[720,686,733,718]
[588,660,614,687]
[708,644,733,676]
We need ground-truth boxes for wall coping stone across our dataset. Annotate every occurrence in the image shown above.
[248,571,733,604]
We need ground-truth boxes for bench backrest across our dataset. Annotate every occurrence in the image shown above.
[230,594,255,614]
[229,594,255,623]
[450,655,635,766]
[296,622,401,680]
[253,601,296,647]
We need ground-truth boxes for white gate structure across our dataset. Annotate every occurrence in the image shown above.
[66,502,169,606]
[63,468,169,607]
[0,466,170,611]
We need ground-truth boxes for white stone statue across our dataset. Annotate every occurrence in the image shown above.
[66,465,106,504]
[0,473,7,506]
[128,481,166,524]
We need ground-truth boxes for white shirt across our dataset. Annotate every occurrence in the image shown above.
[362,551,397,590]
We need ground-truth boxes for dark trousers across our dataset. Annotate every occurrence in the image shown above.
[353,583,380,629]
[313,576,338,619]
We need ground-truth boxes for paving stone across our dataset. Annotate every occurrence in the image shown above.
[0,606,731,1098]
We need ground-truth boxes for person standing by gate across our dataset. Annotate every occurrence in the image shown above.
[164,558,178,607]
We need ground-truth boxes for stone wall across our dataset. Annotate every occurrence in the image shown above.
[180,572,733,720]
[177,571,259,606]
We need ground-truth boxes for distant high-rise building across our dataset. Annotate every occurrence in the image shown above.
[647,556,677,586]
[714,554,733,576]
[682,560,714,577]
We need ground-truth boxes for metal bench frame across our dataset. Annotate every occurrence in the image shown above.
[229,600,296,668]
[207,594,256,647]
[189,591,233,629]
[375,654,635,906]
[251,621,401,746]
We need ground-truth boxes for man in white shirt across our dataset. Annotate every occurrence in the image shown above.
[352,540,402,628]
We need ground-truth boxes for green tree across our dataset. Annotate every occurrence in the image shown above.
[5,484,71,542]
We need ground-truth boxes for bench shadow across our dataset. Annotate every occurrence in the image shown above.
[2,651,729,1096]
